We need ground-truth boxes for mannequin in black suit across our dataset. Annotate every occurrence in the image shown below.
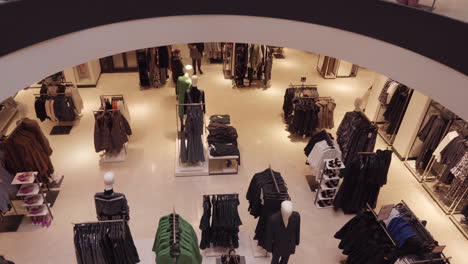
[264,201,301,264]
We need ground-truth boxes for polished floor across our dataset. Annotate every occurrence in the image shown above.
[1,46,467,264]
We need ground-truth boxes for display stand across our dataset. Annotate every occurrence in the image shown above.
[12,172,53,226]
[96,94,130,163]
[403,101,458,182]
[207,117,240,175]
[314,159,345,208]
[449,188,468,239]
[175,103,209,177]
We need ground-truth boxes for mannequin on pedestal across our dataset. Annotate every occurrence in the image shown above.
[185,75,206,113]
[94,171,130,220]
[264,201,301,264]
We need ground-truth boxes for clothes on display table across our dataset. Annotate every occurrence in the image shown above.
[94,110,132,153]
[1,118,54,184]
[307,137,342,176]
[337,111,377,165]
[209,114,230,125]
[383,85,412,135]
[334,150,392,214]
[94,189,130,221]
[438,135,467,184]
[264,211,300,264]
[73,221,140,264]
[199,194,242,249]
[415,115,447,173]
[207,123,238,146]
[180,104,205,164]
[207,115,241,162]
[153,214,202,264]
[246,169,290,249]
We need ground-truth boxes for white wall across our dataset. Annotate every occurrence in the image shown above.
[393,90,431,159]
[0,15,467,120]
[365,73,388,121]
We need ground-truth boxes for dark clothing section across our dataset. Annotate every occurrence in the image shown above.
[180,105,205,163]
[337,111,377,165]
[35,95,76,122]
[157,46,170,68]
[286,97,320,136]
[439,135,468,184]
[234,44,273,87]
[94,190,130,221]
[335,211,399,264]
[1,118,54,184]
[73,221,140,264]
[199,194,242,249]
[246,169,290,249]
[334,150,392,214]
[264,211,300,257]
[283,87,319,120]
[415,115,447,173]
[383,85,412,135]
[94,110,132,153]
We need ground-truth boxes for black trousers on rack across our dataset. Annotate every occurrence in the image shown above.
[271,253,290,264]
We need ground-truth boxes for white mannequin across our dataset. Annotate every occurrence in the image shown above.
[354,97,363,112]
[191,75,199,87]
[281,200,293,227]
[184,64,193,77]
[103,171,115,191]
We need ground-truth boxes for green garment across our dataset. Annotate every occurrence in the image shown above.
[153,215,202,264]
[177,76,192,116]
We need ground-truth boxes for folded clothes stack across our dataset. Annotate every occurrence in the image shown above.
[208,115,240,163]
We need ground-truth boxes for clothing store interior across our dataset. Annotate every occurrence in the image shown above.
[0,43,467,264]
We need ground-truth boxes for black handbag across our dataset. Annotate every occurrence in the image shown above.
[221,249,240,264]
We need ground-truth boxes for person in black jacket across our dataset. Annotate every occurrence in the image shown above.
[171,49,184,86]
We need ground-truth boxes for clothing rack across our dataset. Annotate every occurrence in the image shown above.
[204,193,238,197]
[170,206,181,258]
[366,203,397,247]
[72,219,125,225]
[396,201,452,263]
[268,165,280,193]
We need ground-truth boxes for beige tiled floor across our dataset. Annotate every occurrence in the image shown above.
[0,46,466,263]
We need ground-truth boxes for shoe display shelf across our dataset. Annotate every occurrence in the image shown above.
[12,172,53,225]
[314,159,345,209]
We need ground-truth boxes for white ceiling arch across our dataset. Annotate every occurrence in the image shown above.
[0,15,466,119]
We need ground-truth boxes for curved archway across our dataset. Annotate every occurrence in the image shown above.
[0,15,466,119]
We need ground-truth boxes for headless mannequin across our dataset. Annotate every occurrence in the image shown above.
[178,65,193,131]
[354,97,363,112]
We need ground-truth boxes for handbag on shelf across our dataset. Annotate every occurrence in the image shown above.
[221,249,240,264]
